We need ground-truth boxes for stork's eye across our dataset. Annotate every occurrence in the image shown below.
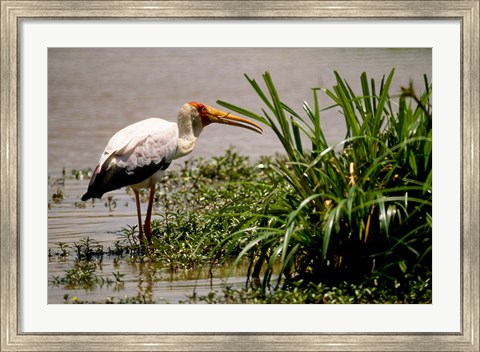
[200,106,207,114]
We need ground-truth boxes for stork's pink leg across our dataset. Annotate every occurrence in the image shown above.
[144,184,156,243]
[133,189,144,243]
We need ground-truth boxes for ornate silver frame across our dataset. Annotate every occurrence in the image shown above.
[1,1,479,351]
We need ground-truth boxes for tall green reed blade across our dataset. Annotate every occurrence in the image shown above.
[244,74,275,113]
[361,72,373,117]
[290,117,304,154]
[303,88,328,157]
[215,100,269,127]
[263,72,298,159]
[374,69,395,129]
[283,103,314,137]
[332,73,361,137]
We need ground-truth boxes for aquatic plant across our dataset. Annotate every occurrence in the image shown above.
[51,188,65,202]
[61,261,100,289]
[217,70,432,291]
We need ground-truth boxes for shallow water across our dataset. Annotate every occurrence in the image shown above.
[48,176,252,303]
[48,48,431,303]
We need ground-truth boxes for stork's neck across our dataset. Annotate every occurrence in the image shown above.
[174,104,203,159]
[176,132,197,158]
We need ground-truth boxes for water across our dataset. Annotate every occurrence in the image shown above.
[48,48,431,303]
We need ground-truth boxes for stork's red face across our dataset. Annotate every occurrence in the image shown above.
[188,102,263,134]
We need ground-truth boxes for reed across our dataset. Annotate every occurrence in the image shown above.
[217,70,432,290]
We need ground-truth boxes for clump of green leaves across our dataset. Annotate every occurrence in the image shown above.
[217,70,432,294]
[145,148,278,271]
[54,261,100,289]
[73,236,104,260]
[51,188,65,202]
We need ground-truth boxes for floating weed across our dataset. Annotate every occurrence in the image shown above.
[57,242,69,257]
[61,261,100,289]
[112,271,125,284]
[51,259,129,292]
[73,236,103,260]
[71,167,92,180]
[104,195,117,211]
[51,275,61,285]
[51,188,65,202]
[75,201,87,208]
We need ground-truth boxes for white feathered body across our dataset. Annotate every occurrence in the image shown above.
[81,112,199,201]
[98,118,178,188]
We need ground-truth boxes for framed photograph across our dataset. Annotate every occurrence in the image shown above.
[1,1,478,351]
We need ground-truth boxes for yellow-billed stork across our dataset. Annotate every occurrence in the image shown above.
[81,102,262,243]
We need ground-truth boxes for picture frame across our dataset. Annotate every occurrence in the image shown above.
[1,1,478,351]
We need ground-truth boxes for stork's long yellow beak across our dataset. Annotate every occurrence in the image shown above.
[193,103,263,134]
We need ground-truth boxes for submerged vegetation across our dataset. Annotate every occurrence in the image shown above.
[49,70,432,303]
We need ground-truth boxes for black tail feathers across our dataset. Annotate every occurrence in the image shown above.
[81,191,102,201]
[81,193,90,201]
